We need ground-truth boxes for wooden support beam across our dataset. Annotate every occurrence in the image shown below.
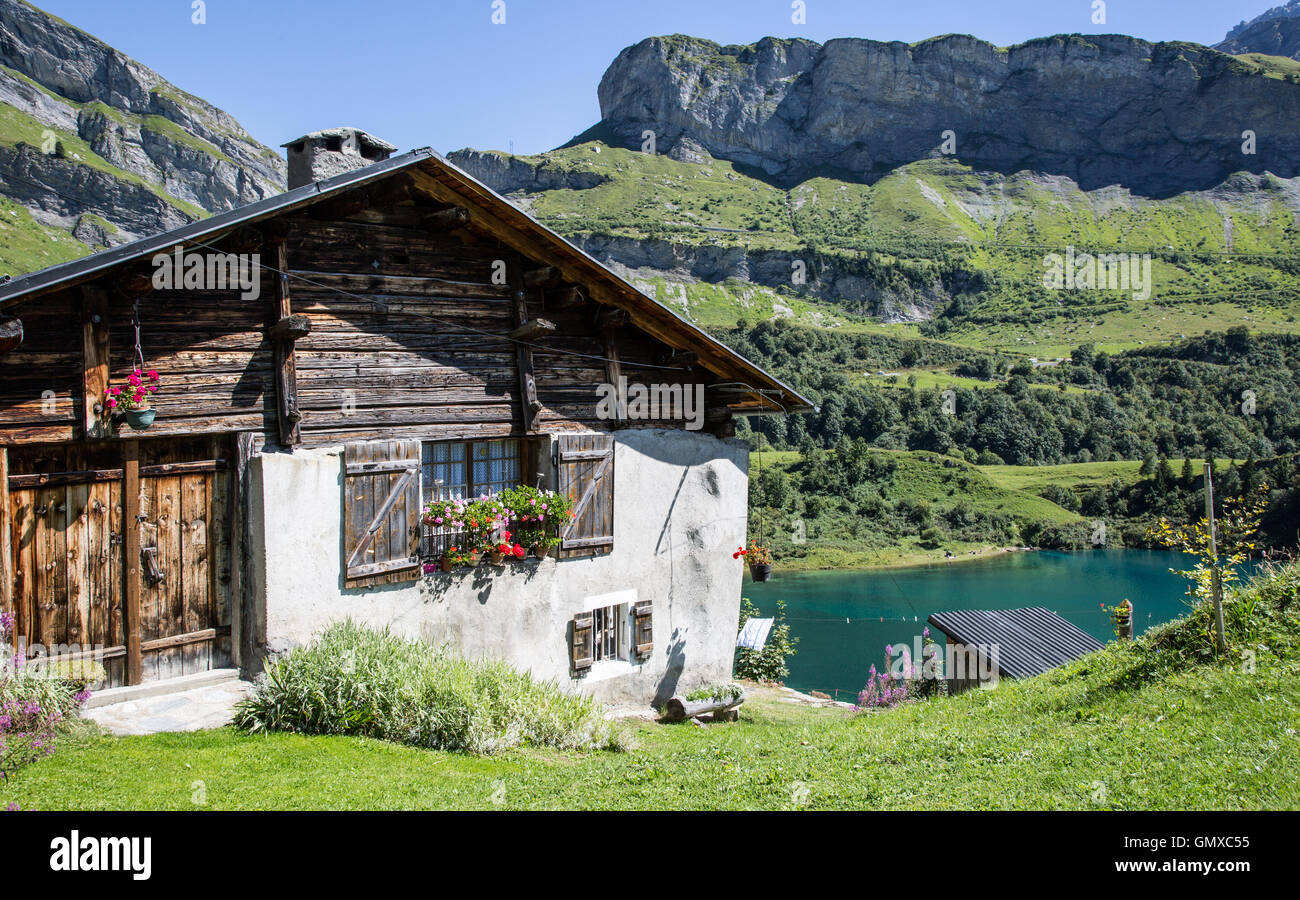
[123,441,142,686]
[80,285,110,439]
[507,317,556,342]
[546,286,585,310]
[267,314,312,342]
[0,317,22,355]
[523,266,560,288]
[597,305,630,329]
[422,206,470,231]
[259,221,291,246]
[603,328,626,424]
[367,174,414,207]
[508,260,542,430]
[113,272,154,300]
[0,448,10,622]
[271,242,303,446]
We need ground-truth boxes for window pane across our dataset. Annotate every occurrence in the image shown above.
[420,440,521,559]
[471,439,520,496]
[423,442,467,502]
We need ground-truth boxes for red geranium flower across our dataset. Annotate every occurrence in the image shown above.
[512,544,526,558]
[732,547,747,559]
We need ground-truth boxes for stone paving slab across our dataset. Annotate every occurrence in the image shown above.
[85,679,252,736]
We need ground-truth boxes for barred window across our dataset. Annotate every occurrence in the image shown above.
[592,604,623,662]
[420,439,522,558]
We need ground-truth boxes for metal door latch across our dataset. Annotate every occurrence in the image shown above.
[141,546,166,586]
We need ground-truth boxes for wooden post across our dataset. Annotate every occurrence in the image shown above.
[123,440,143,684]
[270,241,303,447]
[603,328,626,424]
[81,286,110,439]
[508,258,542,432]
[1204,459,1227,653]
[230,433,255,673]
[0,447,11,622]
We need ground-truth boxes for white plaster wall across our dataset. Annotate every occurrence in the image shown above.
[246,428,749,705]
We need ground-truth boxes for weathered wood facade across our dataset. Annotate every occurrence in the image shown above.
[0,146,810,694]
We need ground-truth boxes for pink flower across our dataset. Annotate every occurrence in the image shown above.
[147,370,159,381]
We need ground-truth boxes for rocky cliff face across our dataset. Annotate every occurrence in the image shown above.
[1217,2,1300,60]
[594,33,1300,196]
[0,0,285,268]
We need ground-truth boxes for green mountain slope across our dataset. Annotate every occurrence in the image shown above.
[0,0,286,276]
[452,142,1300,357]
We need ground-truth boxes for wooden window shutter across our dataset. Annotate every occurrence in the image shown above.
[556,433,614,558]
[633,601,653,657]
[571,612,594,672]
[343,439,422,587]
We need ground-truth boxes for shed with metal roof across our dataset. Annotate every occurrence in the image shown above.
[927,607,1105,692]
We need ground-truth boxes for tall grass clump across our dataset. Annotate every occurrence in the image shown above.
[233,621,628,755]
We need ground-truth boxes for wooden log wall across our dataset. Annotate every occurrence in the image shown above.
[0,180,736,451]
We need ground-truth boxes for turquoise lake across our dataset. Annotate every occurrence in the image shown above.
[744,549,1230,700]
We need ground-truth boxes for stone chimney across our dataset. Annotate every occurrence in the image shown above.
[281,128,398,189]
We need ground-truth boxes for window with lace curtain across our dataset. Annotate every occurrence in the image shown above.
[420,439,523,558]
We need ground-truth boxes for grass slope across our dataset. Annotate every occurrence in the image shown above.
[0,194,91,274]
[504,142,1300,355]
[749,448,1086,571]
[5,563,1297,810]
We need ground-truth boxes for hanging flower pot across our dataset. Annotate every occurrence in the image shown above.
[734,542,774,581]
[108,368,161,431]
[123,406,156,430]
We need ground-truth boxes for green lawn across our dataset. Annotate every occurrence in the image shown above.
[7,564,1296,811]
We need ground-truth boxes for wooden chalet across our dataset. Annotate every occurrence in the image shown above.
[0,130,811,702]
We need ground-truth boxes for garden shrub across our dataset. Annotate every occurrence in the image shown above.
[233,621,629,755]
[734,598,798,683]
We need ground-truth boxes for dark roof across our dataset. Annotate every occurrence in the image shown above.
[926,607,1104,679]
[0,148,814,415]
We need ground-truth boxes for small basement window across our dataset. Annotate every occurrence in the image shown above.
[571,598,651,674]
[592,604,623,662]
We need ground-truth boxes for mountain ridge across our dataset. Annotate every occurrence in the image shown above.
[0,0,285,273]
[589,31,1300,196]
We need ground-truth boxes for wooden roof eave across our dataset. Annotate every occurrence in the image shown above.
[407,160,815,416]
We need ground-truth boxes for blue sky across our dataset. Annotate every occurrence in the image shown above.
[36,0,1273,157]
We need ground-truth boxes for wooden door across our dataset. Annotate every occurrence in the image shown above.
[5,440,230,687]
[136,465,221,682]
